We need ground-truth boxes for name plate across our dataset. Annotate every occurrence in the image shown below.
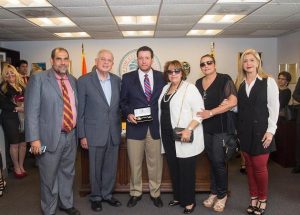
[134,107,153,122]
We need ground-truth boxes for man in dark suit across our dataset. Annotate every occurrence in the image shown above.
[25,48,80,215]
[16,59,30,85]
[77,49,122,211]
[120,46,165,208]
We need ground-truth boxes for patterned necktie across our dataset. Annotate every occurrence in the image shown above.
[144,74,152,102]
[61,79,73,132]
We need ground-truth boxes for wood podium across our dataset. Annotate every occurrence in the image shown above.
[79,137,211,196]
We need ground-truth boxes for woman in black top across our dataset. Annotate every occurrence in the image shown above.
[236,49,279,215]
[0,64,26,179]
[196,54,237,212]
[277,71,291,114]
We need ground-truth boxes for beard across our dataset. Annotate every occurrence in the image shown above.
[53,65,68,74]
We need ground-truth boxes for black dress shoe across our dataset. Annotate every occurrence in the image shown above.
[150,196,163,208]
[91,201,102,212]
[59,207,80,215]
[127,195,142,208]
[103,197,122,207]
[291,166,300,173]
[169,200,180,206]
[183,203,196,214]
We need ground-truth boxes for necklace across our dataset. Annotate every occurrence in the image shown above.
[163,80,182,103]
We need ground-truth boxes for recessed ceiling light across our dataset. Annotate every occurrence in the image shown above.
[187,29,223,36]
[54,32,90,38]
[116,16,157,25]
[27,17,76,27]
[0,0,52,7]
[217,0,269,3]
[199,15,245,23]
[122,31,154,37]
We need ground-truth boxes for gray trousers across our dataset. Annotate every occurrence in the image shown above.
[88,137,119,202]
[37,130,77,215]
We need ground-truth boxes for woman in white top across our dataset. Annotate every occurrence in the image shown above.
[236,49,279,215]
[158,60,204,214]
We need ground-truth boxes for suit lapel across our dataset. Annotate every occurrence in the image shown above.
[47,69,62,98]
[110,74,117,107]
[134,70,147,100]
[91,71,109,107]
[67,74,78,106]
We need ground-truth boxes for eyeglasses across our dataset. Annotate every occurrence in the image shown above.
[167,69,182,75]
[200,61,214,68]
[203,90,207,100]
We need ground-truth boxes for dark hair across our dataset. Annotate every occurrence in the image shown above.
[200,54,216,64]
[278,71,291,85]
[51,47,69,59]
[16,60,28,67]
[136,46,154,59]
[163,60,187,82]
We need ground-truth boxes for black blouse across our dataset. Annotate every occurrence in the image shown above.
[279,88,291,110]
[195,73,237,134]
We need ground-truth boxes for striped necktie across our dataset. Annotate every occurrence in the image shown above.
[144,74,152,102]
[61,78,73,132]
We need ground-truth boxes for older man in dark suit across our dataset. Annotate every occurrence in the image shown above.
[78,49,122,212]
[120,46,165,208]
[25,47,80,215]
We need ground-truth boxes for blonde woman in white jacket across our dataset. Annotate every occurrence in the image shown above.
[158,60,205,214]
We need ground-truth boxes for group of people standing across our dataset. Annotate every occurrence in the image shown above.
[0,45,280,215]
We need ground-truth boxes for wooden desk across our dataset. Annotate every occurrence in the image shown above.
[272,119,297,167]
[79,138,211,196]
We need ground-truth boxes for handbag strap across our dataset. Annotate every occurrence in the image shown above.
[176,83,189,127]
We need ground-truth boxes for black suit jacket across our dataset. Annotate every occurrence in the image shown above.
[120,69,165,140]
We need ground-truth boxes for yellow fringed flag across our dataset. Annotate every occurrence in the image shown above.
[81,43,87,75]
[210,42,215,58]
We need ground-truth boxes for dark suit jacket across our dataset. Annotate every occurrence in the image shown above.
[120,69,165,140]
[77,70,121,146]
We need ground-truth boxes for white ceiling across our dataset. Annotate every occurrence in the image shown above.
[0,0,300,41]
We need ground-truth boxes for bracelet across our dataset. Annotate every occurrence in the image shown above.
[209,111,213,117]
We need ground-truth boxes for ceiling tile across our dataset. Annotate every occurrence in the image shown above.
[57,6,111,17]
[160,4,211,16]
[254,3,300,16]
[119,25,155,31]
[0,9,21,19]
[158,16,201,24]
[81,25,119,31]
[155,30,187,37]
[89,31,123,39]
[156,24,194,31]
[110,5,159,16]
[250,29,289,36]
[47,0,106,7]
[238,15,288,24]
[107,0,161,6]
[72,17,116,25]
[208,3,263,15]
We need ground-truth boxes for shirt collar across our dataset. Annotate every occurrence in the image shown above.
[96,69,110,81]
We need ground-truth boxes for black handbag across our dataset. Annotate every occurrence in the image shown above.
[213,132,239,162]
[173,127,194,143]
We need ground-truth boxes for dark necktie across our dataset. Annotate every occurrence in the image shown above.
[61,78,73,132]
[144,74,151,102]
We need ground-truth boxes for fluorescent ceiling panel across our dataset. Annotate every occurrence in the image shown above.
[54,32,90,38]
[122,31,154,37]
[27,17,76,27]
[187,29,223,36]
[199,14,245,23]
[0,0,52,7]
[115,16,157,25]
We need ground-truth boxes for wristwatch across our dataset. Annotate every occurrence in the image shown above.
[209,111,213,117]
[187,127,193,131]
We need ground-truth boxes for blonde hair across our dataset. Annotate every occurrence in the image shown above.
[1,64,25,93]
[235,48,270,89]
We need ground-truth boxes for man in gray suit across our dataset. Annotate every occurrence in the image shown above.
[78,49,121,212]
[25,47,80,215]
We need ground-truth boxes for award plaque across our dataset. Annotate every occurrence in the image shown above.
[134,107,152,122]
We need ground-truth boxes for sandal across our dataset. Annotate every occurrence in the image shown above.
[0,176,6,197]
[203,194,217,208]
[254,200,267,215]
[246,197,258,214]
[213,195,227,212]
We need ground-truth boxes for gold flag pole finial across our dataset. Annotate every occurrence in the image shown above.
[210,42,215,58]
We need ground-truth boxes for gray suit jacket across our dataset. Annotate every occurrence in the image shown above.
[24,68,78,152]
[77,70,121,146]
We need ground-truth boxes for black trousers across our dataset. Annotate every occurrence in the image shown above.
[204,133,227,199]
[161,130,196,207]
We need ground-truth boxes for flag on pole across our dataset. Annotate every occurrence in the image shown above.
[81,43,87,75]
[210,42,215,58]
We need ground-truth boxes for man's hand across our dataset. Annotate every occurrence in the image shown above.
[127,114,137,124]
[80,138,88,149]
[30,140,42,155]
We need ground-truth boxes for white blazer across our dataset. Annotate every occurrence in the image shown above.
[158,81,205,158]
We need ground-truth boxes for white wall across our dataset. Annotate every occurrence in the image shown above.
[2,37,277,83]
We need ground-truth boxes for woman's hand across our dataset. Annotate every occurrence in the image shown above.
[262,132,273,148]
[196,109,212,120]
[15,106,24,113]
[179,129,192,142]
